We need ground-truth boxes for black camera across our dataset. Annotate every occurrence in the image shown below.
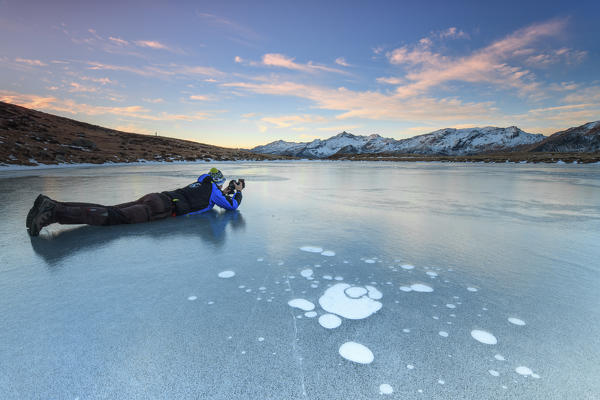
[226,178,245,194]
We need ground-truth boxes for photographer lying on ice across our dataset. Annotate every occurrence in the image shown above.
[26,167,244,237]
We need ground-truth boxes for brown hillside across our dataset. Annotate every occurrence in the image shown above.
[0,101,291,166]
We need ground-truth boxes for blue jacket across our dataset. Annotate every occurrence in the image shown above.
[162,174,242,216]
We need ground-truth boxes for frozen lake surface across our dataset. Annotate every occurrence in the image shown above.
[1,161,599,399]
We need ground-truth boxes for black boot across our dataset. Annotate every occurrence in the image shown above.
[26,195,57,237]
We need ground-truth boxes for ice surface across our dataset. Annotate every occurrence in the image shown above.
[321,250,335,256]
[2,161,599,399]
[338,342,374,364]
[471,330,498,345]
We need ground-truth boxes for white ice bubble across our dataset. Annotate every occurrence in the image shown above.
[401,264,415,270]
[467,287,478,292]
[258,337,264,342]
[446,304,456,309]
[407,364,415,369]
[379,384,393,395]
[310,283,319,288]
[300,269,313,278]
[495,354,505,361]
[323,275,333,280]
[187,296,197,301]
[410,283,434,292]
[365,259,376,264]
[471,330,497,345]
[318,313,342,329]
[300,246,323,253]
[426,271,438,278]
[207,301,214,305]
[339,342,374,364]
[288,298,315,311]
[508,317,526,326]
[319,283,383,320]
[439,331,449,337]
[305,311,317,318]
[400,286,412,292]
[218,270,236,278]
[403,329,410,333]
[489,370,500,377]
[257,258,264,262]
[438,380,445,385]
[531,373,540,379]
[321,250,336,257]
[334,276,344,281]
[515,366,533,376]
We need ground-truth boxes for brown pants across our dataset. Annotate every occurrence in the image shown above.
[54,193,173,226]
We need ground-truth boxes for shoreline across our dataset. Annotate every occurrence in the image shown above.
[1,156,599,173]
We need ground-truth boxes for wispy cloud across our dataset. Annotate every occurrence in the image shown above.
[134,40,169,50]
[108,36,129,46]
[261,114,327,128]
[386,19,572,98]
[0,90,213,122]
[335,57,350,67]
[87,61,224,79]
[223,81,496,123]
[189,94,209,101]
[197,12,261,42]
[143,97,164,103]
[15,57,47,66]
[261,53,347,74]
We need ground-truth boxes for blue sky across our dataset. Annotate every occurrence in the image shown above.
[1,0,599,147]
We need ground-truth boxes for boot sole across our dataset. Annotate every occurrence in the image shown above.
[26,195,45,232]
[27,195,52,237]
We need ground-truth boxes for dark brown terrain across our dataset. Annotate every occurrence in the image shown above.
[0,101,291,166]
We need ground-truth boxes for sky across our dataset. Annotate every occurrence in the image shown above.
[1,0,599,148]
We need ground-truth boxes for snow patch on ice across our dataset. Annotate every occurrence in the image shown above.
[300,269,313,278]
[410,283,434,292]
[515,366,533,376]
[288,298,315,311]
[471,330,497,345]
[319,283,382,319]
[379,384,393,394]
[300,246,323,253]
[339,342,374,364]
[508,317,526,326]
[318,313,342,329]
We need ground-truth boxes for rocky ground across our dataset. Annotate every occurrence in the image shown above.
[0,101,291,166]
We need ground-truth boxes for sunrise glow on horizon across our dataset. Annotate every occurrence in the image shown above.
[1,0,599,148]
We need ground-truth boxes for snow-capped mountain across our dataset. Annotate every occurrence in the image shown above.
[528,121,600,153]
[251,127,546,158]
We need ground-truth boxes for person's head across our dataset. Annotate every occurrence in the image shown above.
[208,167,226,187]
